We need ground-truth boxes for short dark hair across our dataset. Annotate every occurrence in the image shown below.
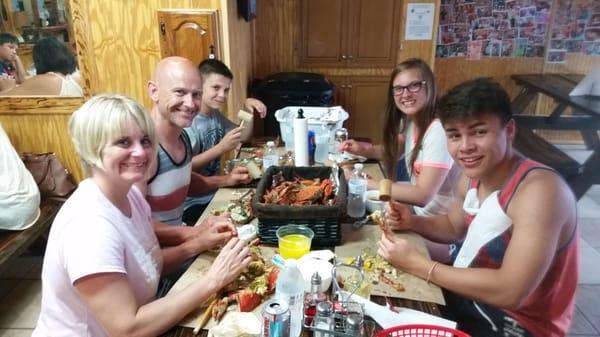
[0,32,18,45]
[198,59,233,80]
[33,37,77,75]
[438,77,512,125]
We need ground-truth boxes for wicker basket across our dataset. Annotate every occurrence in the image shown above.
[252,166,347,247]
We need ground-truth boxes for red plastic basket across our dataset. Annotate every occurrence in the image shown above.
[375,324,470,337]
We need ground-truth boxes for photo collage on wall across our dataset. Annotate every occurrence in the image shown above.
[436,0,551,59]
[547,0,600,63]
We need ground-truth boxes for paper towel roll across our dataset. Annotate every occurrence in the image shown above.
[293,110,309,166]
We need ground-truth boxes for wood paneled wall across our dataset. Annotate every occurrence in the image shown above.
[222,0,254,117]
[252,0,438,78]
[0,98,85,182]
[435,57,546,97]
[80,0,250,121]
[0,0,253,186]
[82,0,218,107]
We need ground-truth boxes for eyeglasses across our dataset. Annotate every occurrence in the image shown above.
[392,80,426,96]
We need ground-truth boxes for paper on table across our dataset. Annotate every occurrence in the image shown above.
[335,225,445,305]
[340,291,456,329]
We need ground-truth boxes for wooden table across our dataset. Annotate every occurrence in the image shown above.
[160,162,443,337]
[511,74,600,199]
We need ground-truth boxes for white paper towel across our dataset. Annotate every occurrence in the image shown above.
[294,111,309,166]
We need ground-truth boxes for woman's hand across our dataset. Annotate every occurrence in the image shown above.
[244,98,267,118]
[193,216,237,251]
[385,200,414,231]
[339,139,372,157]
[204,238,252,289]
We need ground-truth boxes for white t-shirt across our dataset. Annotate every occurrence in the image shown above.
[0,124,40,230]
[32,179,163,337]
[404,119,461,216]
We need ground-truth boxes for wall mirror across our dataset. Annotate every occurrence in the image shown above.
[0,0,87,97]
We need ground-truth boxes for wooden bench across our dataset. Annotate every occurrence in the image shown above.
[0,199,62,274]
[511,73,600,200]
[513,126,583,189]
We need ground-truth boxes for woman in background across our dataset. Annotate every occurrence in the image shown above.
[3,36,82,96]
[33,94,250,337]
[340,58,460,261]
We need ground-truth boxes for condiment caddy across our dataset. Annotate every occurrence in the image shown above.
[302,260,367,337]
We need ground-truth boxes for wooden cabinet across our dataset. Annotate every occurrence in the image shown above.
[300,0,401,68]
[330,76,389,143]
[157,10,220,65]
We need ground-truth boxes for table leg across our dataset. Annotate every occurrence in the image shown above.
[547,102,568,124]
[568,150,600,200]
[581,130,600,151]
[511,87,538,115]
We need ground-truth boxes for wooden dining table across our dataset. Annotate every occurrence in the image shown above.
[160,160,445,337]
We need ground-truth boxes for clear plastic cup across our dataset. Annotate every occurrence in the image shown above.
[281,122,294,151]
[276,225,314,259]
[315,133,330,164]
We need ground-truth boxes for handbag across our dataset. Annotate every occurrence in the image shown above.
[21,152,77,199]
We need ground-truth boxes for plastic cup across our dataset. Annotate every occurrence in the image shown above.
[281,123,294,151]
[315,133,330,164]
[276,225,314,259]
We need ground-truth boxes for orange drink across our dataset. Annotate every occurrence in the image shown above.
[279,234,311,259]
[276,225,314,260]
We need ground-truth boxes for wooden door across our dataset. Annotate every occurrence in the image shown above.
[346,76,389,143]
[157,10,220,65]
[299,0,347,67]
[347,0,401,68]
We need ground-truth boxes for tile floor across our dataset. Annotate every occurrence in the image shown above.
[0,146,598,337]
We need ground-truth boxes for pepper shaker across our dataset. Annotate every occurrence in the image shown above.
[345,312,364,337]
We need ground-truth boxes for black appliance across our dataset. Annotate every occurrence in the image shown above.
[252,72,334,137]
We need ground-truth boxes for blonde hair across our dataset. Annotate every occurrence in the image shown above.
[69,94,157,174]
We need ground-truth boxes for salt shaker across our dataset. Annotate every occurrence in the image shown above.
[313,301,334,337]
[345,312,364,337]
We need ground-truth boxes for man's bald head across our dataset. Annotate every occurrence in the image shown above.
[152,56,199,86]
[148,56,203,128]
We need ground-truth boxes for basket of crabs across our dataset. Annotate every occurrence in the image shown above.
[252,165,347,247]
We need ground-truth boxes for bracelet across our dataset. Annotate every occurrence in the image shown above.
[426,261,440,284]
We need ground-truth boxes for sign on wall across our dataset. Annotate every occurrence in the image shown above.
[405,3,436,40]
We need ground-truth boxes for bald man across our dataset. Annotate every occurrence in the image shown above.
[138,57,240,281]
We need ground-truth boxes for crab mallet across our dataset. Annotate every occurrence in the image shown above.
[234,110,254,158]
[379,179,392,233]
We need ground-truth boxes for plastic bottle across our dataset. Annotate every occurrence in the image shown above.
[276,259,305,337]
[347,163,367,218]
[263,141,279,172]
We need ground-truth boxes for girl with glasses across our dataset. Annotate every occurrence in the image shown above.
[340,58,460,262]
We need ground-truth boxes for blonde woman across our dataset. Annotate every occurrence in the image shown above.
[33,94,250,337]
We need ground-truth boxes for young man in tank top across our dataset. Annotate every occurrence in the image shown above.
[378,78,579,337]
